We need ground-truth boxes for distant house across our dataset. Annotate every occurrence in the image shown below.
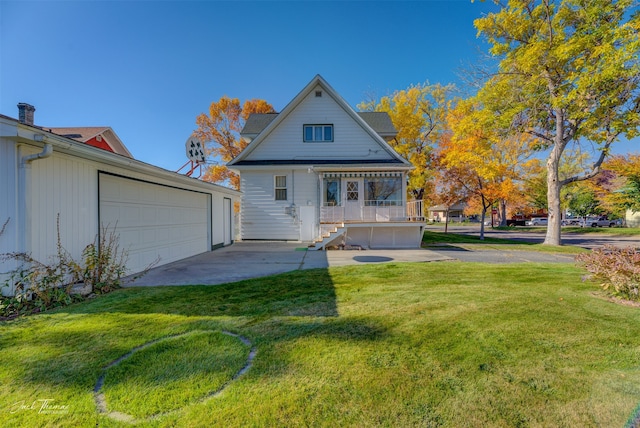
[1,103,240,296]
[228,75,425,249]
[626,209,640,227]
[48,127,132,157]
[427,203,466,222]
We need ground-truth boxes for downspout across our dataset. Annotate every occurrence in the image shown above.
[22,141,52,164]
[291,169,299,240]
[18,140,53,257]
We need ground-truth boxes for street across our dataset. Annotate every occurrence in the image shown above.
[432,224,640,249]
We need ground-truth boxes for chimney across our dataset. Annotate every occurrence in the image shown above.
[17,103,36,125]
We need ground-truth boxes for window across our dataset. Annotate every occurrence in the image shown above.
[324,178,341,206]
[304,125,333,142]
[347,181,359,201]
[364,177,402,206]
[275,175,287,201]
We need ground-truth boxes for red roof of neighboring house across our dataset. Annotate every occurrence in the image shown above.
[48,126,133,158]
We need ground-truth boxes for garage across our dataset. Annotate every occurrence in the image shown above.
[99,172,211,274]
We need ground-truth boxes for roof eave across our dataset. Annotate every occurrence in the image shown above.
[1,117,240,196]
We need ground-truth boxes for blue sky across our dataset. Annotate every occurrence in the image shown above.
[1,0,637,172]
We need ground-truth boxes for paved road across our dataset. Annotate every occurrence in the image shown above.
[428,246,576,264]
[437,225,639,249]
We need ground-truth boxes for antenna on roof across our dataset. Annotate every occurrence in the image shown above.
[177,136,206,178]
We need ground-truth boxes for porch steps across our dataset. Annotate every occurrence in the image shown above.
[308,223,346,251]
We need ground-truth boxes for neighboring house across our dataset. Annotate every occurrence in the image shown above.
[1,104,240,296]
[626,209,640,227]
[48,126,133,158]
[428,203,466,222]
[228,75,425,249]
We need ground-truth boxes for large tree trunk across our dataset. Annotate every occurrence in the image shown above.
[545,155,563,245]
[544,115,566,246]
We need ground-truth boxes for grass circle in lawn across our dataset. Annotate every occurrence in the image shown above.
[94,330,255,422]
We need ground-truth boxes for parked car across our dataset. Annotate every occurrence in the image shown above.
[582,216,617,227]
[526,217,548,226]
[562,217,583,226]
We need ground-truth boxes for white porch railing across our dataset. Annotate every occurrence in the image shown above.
[321,200,425,223]
[406,200,425,221]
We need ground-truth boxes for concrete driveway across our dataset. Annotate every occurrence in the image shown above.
[124,241,576,288]
[125,242,451,287]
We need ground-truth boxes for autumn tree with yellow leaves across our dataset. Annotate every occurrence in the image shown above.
[474,0,640,245]
[440,99,538,238]
[193,96,274,189]
[358,83,456,201]
[595,154,640,219]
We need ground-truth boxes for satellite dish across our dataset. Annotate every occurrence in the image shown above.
[185,137,206,164]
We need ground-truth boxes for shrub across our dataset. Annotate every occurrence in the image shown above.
[67,225,129,294]
[1,216,140,319]
[576,245,640,301]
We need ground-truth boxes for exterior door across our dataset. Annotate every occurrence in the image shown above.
[223,197,232,245]
[344,179,362,221]
[299,205,316,242]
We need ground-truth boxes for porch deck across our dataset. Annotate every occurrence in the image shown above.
[312,201,426,250]
[320,200,425,224]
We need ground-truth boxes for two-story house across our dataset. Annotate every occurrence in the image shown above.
[228,75,425,249]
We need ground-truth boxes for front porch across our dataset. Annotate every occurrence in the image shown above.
[311,200,425,250]
[320,200,425,224]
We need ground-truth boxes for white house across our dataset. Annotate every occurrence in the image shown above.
[627,209,640,227]
[228,75,425,249]
[1,105,240,296]
[427,203,467,223]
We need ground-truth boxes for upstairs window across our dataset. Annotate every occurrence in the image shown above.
[275,175,287,201]
[304,125,333,142]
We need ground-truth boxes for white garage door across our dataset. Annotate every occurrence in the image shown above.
[99,173,211,275]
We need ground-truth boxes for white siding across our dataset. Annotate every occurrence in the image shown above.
[30,148,97,267]
[0,124,240,295]
[245,85,393,162]
[27,149,222,276]
[0,137,18,295]
[240,170,317,241]
[627,209,640,228]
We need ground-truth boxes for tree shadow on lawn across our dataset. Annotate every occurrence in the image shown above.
[2,268,389,397]
[82,268,340,318]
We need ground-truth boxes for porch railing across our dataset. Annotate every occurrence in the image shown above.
[321,200,425,223]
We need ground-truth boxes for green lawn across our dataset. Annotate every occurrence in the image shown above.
[563,226,640,235]
[489,225,640,236]
[422,230,587,254]
[1,263,639,427]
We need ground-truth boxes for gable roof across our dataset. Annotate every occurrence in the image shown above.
[48,126,133,158]
[241,113,278,139]
[354,112,397,139]
[241,111,397,141]
[229,75,409,167]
